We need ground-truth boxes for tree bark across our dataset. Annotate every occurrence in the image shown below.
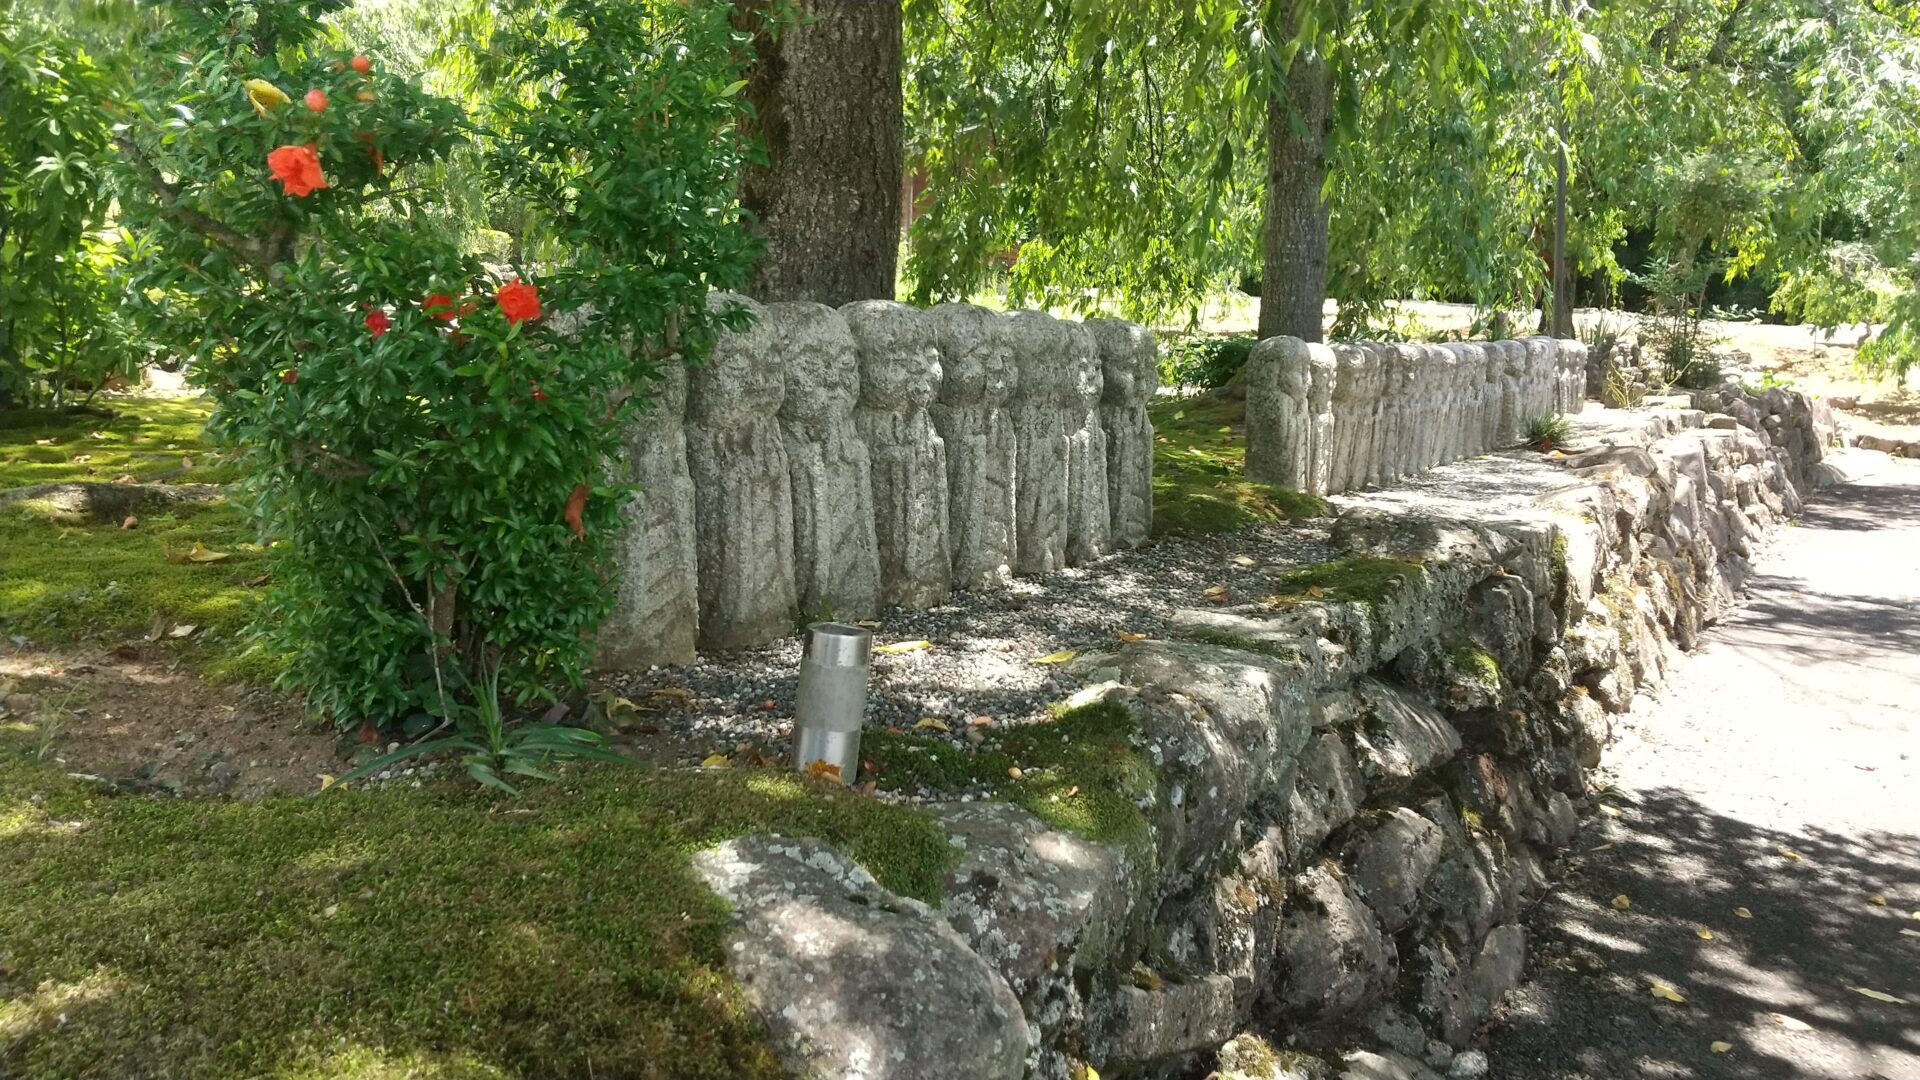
[1257,19,1334,343]
[739,0,903,305]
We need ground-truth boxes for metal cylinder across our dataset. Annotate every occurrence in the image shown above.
[791,622,872,785]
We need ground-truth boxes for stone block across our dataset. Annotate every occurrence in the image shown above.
[1284,731,1364,862]
[772,301,881,622]
[1274,865,1395,1021]
[846,299,953,610]
[1352,806,1446,932]
[1094,976,1239,1067]
[687,293,796,650]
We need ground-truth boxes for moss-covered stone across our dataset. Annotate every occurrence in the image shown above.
[1449,644,1503,690]
[1266,555,1426,608]
[0,743,955,1080]
[864,698,1159,866]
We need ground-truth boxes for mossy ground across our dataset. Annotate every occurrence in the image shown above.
[0,400,271,679]
[0,739,955,1080]
[864,698,1159,865]
[1149,397,1331,535]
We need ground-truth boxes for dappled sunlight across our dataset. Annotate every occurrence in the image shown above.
[0,967,128,1045]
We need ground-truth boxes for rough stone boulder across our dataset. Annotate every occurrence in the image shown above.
[693,837,1031,1080]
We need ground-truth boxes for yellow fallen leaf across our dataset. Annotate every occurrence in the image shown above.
[1869,894,1887,906]
[1599,804,1622,818]
[1735,906,1753,919]
[700,753,730,769]
[1853,987,1909,1004]
[1589,842,1615,852]
[244,78,291,116]
[1899,929,1920,938]
[1032,649,1078,665]
[806,759,843,782]
[855,620,880,629]
[318,774,336,791]
[185,541,231,563]
[1203,584,1229,600]
[1007,766,1024,780]
[1709,1041,1732,1054]
[1911,910,1920,921]
[1611,895,1632,910]
[1696,927,1714,940]
[1769,1013,1812,1032]
[651,688,694,701]
[875,639,932,655]
[1778,846,1803,861]
[1117,631,1149,642]
[914,717,950,732]
[1650,982,1686,1003]
[1231,555,1257,567]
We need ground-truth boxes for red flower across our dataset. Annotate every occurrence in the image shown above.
[305,88,328,112]
[423,293,460,322]
[266,144,326,197]
[280,369,299,384]
[496,280,541,325]
[364,308,390,338]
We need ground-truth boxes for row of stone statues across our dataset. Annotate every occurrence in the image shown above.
[596,296,1159,669]
[1243,335,1588,495]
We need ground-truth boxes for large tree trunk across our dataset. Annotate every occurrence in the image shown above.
[1257,29,1334,343]
[739,0,902,305]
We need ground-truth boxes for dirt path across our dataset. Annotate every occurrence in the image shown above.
[1485,457,1920,1078]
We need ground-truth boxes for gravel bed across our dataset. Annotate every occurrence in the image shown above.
[602,520,1335,769]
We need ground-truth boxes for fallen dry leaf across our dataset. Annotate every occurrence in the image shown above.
[318,774,337,791]
[700,753,730,769]
[1696,927,1714,940]
[1735,906,1753,919]
[1710,1041,1733,1054]
[1869,894,1888,906]
[1898,929,1920,938]
[651,688,694,702]
[604,696,640,715]
[120,515,139,530]
[1650,982,1687,1003]
[1117,630,1149,642]
[855,620,881,629]
[914,717,951,733]
[184,541,231,563]
[564,483,588,541]
[1770,1013,1813,1032]
[1589,842,1615,852]
[875,639,932,655]
[805,759,843,782]
[179,455,193,469]
[1853,987,1909,1005]
[1203,584,1229,602]
[1007,766,1024,780]
[1032,648,1078,665]
[1231,555,1257,567]
[1599,804,1623,818]
[168,624,198,639]
[856,779,877,796]
[967,715,994,727]
[1064,785,1080,798]
[1611,895,1632,910]
[1778,846,1804,861]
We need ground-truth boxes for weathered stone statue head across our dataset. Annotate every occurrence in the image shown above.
[1063,322,1103,409]
[929,303,1016,408]
[844,300,941,414]
[1086,318,1157,407]
[688,293,780,426]
[1006,310,1069,407]
[769,301,859,436]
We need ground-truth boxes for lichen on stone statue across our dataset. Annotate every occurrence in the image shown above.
[1062,321,1112,565]
[1007,310,1071,574]
[845,299,954,610]
[770,301,881,622]
[1087,317,1158,547]
[930,303,1020,588]
[597,359,700,668]
[685,292,797,650]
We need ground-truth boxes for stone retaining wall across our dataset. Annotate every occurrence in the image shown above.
[692,390,1840,1080]
[596,298,1157,668]
[1244,335,1588,495]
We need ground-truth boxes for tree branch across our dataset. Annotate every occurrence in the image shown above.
[113,136,289,283]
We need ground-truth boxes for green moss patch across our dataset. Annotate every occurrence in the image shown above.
[0,749,954,1080]
[864,698,1159,864]
[1267,555,1426,607]
[0,399,241,489]
[1149,398,1331,536]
